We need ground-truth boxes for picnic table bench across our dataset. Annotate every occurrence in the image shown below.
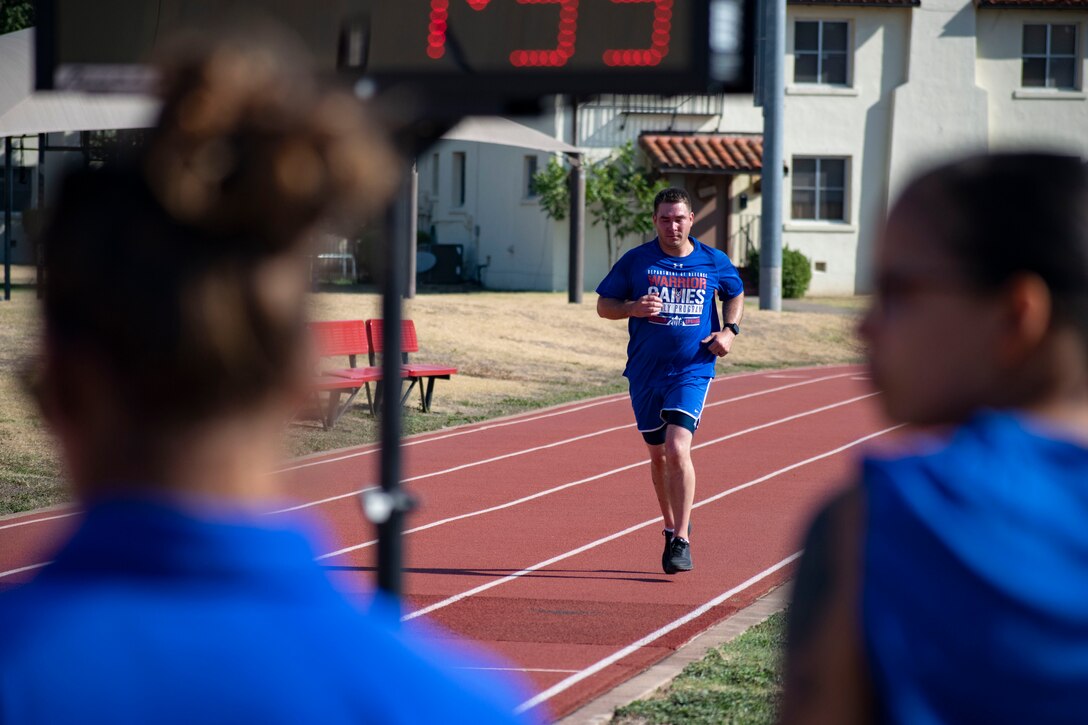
[366,319,458,414]
[307,318,458,427]
[308,320,381,429]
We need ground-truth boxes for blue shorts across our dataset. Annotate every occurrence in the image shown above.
[629,376,712,443]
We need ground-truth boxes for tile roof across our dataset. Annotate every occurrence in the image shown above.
[788,0,918,6]
[976,0,1088,7]
[640,134,763,174]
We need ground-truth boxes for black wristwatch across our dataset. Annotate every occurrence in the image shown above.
[723,322,740,336]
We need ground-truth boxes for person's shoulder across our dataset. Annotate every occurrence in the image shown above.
[0,578,82,664]
[623,239,659,260]
[691,238,734,265]
[354,611,533,722]
[863,411,1032,477]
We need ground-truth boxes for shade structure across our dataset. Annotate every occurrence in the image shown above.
[0,29,157,136]
[441,116,578,154]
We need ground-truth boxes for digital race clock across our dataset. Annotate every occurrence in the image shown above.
[36,0,754,98]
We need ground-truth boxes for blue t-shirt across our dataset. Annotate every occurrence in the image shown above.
[596,237,743,387]
[0,498,532,724]
[862,412,1088,724]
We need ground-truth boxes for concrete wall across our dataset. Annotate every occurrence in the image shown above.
[783,6,910,295]
[976,10,1088,156]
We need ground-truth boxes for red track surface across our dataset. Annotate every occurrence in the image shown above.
[0,364,897,721]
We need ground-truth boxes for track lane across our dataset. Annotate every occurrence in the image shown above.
[0,367,867,578]
[0,365,891,722]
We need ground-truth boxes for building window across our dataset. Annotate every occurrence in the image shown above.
[794,20,849,85]
[1022,24,1078,90]
[452,151,466,207]
[792,157,847,221]
[524,155,539,199]
[431,152,440,196]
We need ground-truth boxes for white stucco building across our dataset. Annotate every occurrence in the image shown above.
[420,0,1088,295]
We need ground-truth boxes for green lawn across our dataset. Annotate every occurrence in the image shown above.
[614,611,786,725]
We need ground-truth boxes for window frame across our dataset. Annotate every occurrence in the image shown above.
[792,19,852,88]
[790,156,849,223]
[523,155,540,200]
[1021,22,1080,91]
[451,151,467,208]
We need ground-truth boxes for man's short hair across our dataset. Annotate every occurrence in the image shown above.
[653,187,692,214]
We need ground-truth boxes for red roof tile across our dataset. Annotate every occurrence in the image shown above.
[640,134,763,174]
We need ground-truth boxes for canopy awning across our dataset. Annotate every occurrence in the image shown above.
[441,116,578,154]
[0,29,157,137]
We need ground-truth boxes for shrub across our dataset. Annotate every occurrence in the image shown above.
[745,247,813,299]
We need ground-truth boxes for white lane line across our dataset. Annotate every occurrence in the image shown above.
[1,368,863,533]
[280,373,858,515]
[274,396,629,474]
[315,393,880,561]
[514,552,803,714]
[0,561,50,580]
[0,511,80,532]
[274,367,862,474]
[3,392,879,576]
[400,424,899,623]
[765,374,809,379]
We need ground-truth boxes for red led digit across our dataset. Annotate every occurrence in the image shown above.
[509,0,579,68]
[427,0,493,60]
[603,0,672,67]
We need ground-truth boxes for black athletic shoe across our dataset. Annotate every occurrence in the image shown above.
[668,537,693,572]
[662,529,675,574]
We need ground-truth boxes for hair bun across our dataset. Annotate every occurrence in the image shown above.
[144,32,401,255]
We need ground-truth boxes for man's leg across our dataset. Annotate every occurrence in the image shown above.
[663,423,696,546]
[645,442,674,530]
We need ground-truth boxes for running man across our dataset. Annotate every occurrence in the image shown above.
[596,187,745,574]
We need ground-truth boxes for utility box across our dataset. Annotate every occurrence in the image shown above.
[423,244,463,284]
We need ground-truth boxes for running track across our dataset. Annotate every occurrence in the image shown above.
[0,364,897,721]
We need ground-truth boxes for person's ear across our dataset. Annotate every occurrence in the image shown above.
[997,273,1051,367]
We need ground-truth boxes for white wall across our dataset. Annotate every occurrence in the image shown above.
[422,141,567,290]
[887,0,991,200]
[782,6,909,295]
[976,11,1088,156]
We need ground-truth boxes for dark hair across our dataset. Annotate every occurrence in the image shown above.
[37,36,399,438]
[653,187,692,214]
[899,153,1088,343]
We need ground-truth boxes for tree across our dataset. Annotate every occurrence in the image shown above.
[586,142,668,268]
[0,0,34,33]
[532,142,667,269]
[531,156,571,222]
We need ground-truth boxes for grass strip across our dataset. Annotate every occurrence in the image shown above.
[613,610,786,725]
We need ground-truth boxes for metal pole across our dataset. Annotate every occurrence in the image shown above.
[37,133,46,298]
[758,0,784,311]
[4,137,12,302]
[406,161,418,298]
[567,153,585,304]
[375,174,408,601]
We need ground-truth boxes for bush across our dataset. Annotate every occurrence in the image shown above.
[745,247,813,299]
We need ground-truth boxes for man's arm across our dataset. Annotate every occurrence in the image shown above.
[597,294,663,320]
[702,292,745,357]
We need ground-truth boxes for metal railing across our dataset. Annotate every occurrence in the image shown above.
[582,94,725,116]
